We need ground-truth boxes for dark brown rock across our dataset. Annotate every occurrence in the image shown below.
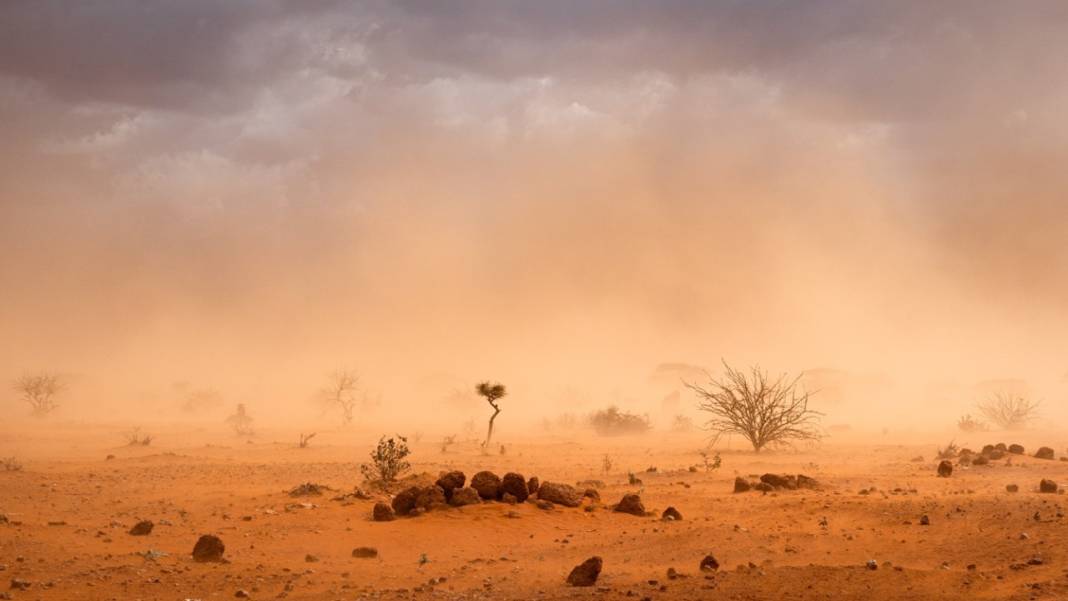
[391,486,421,516]
[352,547,378,558]
[661,506,682,521]
[796,474,819,489]
[760,473,797,490]
[470,471,502,500]
[972,455,989,466]
[449,486,481,507]
[614,493,645,516]
[372,502,395,521]
[582,488,600,502]
[733,477,751,493]
[128,520,154,536]
[566,556,603,587]
[435,471,466,499]
[192,534,225,562]
[1040,479,1058,493]
[937,460,953,477]
[1006,484,1019,493]
[1008,444,1025,454]
[414,486,447,511]
[754,482,774,492]
[500,472,529,502]
[1035,447,1055,460]
[699,554,719,571]
[527,476,540,495]
[537,481,581,507]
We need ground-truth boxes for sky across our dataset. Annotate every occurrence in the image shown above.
[1,1,1067,423]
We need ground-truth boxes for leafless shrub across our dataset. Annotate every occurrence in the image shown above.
[957,414,988,433]
[672,414,695,433]
[360,435,411,485]
[977,392,1039,430]
[602,454,613,474]
[124,427,154,446]
[697,447,722,472]
[13,373,65,417]
[1,456,23,471]
[322,370,360,425]
[298,432,317,448]
[225,403,254,436]
[936,440,960,460]
[476,381,507,452]
[686,361,822,452]
[439,434,457,453]
[588,406,651,436]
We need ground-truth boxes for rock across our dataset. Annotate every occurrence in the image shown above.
[754,482,774,492]
[537,482,582,507]
[449,487,482,507]
[192,534,225,562]
[305,554,319,563]
[995,442,1007,451]
[981,444,995,455]
[662,506,683,521]
[372,502,395,521]
[733,477,751,493]
[985,449,1005,460]
[919,514,930,526]
[391,487,421,516]
[9,579,31,591]
[288,482,328,497]
[699,554,719,571]
[500,472,529,502]
[414,486,447,511]
[1006,484,1019,493]
[352,547,378,558]
[866,559,878,570]
[760,473,797,490]
[972,455,989,466]
[937,460,953,477]
[582,488,601,502]
[502,493,518,504]
[614,493,645,516]
[577,479,606,489]
[435,471,466,499]
[1039,479,1058,493]
[535,499,554,510]
[235,590,250,598]
[527,476,540,495]
[1008,444,1025,455]
[470,471,502,500]
[128,520,154,536]
[1035,447,1055,460]
[796,474,819,489]
[566,556,603,587]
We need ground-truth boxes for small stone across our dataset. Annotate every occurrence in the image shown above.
[192,535,225,562]
[937,460,953,477]
[733,477,751,493]
[1006,484,1019,493]
[470,471,502,500]
[699,554,719,572]
[372,502,395,521]
[567,557,603,587]
[1039,479,1058,493]
[919,515,930,526]
[235,589,251,598]
[128,520,154,536]
[449,487,482,507]
[661,507,683,521]
[352,547,378,559]
[9,579,31,591]
[1008,444,1025,455]
[866,559,878,571]
[614,494,645,516]
[1034,447,1055,460]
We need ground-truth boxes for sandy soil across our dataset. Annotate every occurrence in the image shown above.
[3,425,1068,601]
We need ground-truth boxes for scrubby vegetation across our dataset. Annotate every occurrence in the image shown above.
[13,373,64,417]
[977,392,1039,430]
[588,406,650,436]
[957,413,987,433]
[124,427,154,446]
[225,403,254,436]
[1,456,23,472]
[360,435,411,486]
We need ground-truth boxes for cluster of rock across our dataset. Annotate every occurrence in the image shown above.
[938,443,1059,477]
[374,470,599,520]
[567,553,718,587]
[733,473,818,493]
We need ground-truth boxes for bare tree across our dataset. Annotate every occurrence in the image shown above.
[977,392,1039,430]
[476,381,507,452]
[686,362,822,452]
[226,403,254,436]
[298,432,317,448]
[13,373,65,417]
[322,370,360,425]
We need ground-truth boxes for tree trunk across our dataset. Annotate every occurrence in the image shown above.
[483,404,501,451]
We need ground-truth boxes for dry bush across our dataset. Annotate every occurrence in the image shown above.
[1,456,23,472]
[957,414,988,433]
[13,373,64,417]
[602,454,614,474]
[588,406,651,436]
[697,447,722,471]
[298,432,316,448]
[936,440,960,459]
[124,427,154,446]
[360,435,411,485]
[977,392,1039,430]
[686,362,822,452]
[225,403,254,436]
[672,414,695,433]
[322,370,360,425]
[476,381,507,452]
[439,434,457,453]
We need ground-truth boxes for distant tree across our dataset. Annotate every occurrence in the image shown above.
[225,403,254,436]
[13,373,65,417]
[977,392,1039,430]
[686,362,822,452]
[476,381,507,452]
[957,413,988,433]
[322,370,360,425]
[588,406,651,436]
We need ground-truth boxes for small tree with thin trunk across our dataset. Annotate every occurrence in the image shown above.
[323,370,359,425]
[976,392,1039,430]
[14,373,65,417]
[686,362,822,452]
[476,381,507,452]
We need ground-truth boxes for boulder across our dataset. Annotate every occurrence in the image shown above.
[372,502,395,521]
[500,472,529,502]
[699,554,719,571]
[1008,444,1025,455]
[972,455,989,466]
[435,471,466,499]
[128,520,154,536]
[754,482,774,492]
[391,486,422,516]
[733,477,751,493]
[352,547,378,558]
[471,471,502,500]
[566,556,603,587]
[415,486,447,511]
[760,473,797,490]
[1035,447,1055,460]
[796,474,819,489]
[582,488,601,502]
[1040,479,1058,493]
[614,493,645,516]
[937,460,953,477]
[192,534,225,562]
[527,476,540,495]
[449,486,482,507]
[537,481,582,507]
[662,506,683,521]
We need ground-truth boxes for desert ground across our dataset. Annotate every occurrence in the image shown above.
[3,425,1068,601]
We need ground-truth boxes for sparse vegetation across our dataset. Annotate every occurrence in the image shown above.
[588,406,651,436]
[124,427,154,446]
[672,414,695,433]
[225,403,254,436]
[936,440,960,460]
[360,435,411,486]
[977,392,1039,430]
[686,362,822,452]
[298,432,317,448]
[697,447,722,472]
[14,372,65,417]
[439,434,457,453]
[1,456,23,472]
[602,454,614,474]
[957,414,988,433]
[322,370,360,425]
[476,381,507,452]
